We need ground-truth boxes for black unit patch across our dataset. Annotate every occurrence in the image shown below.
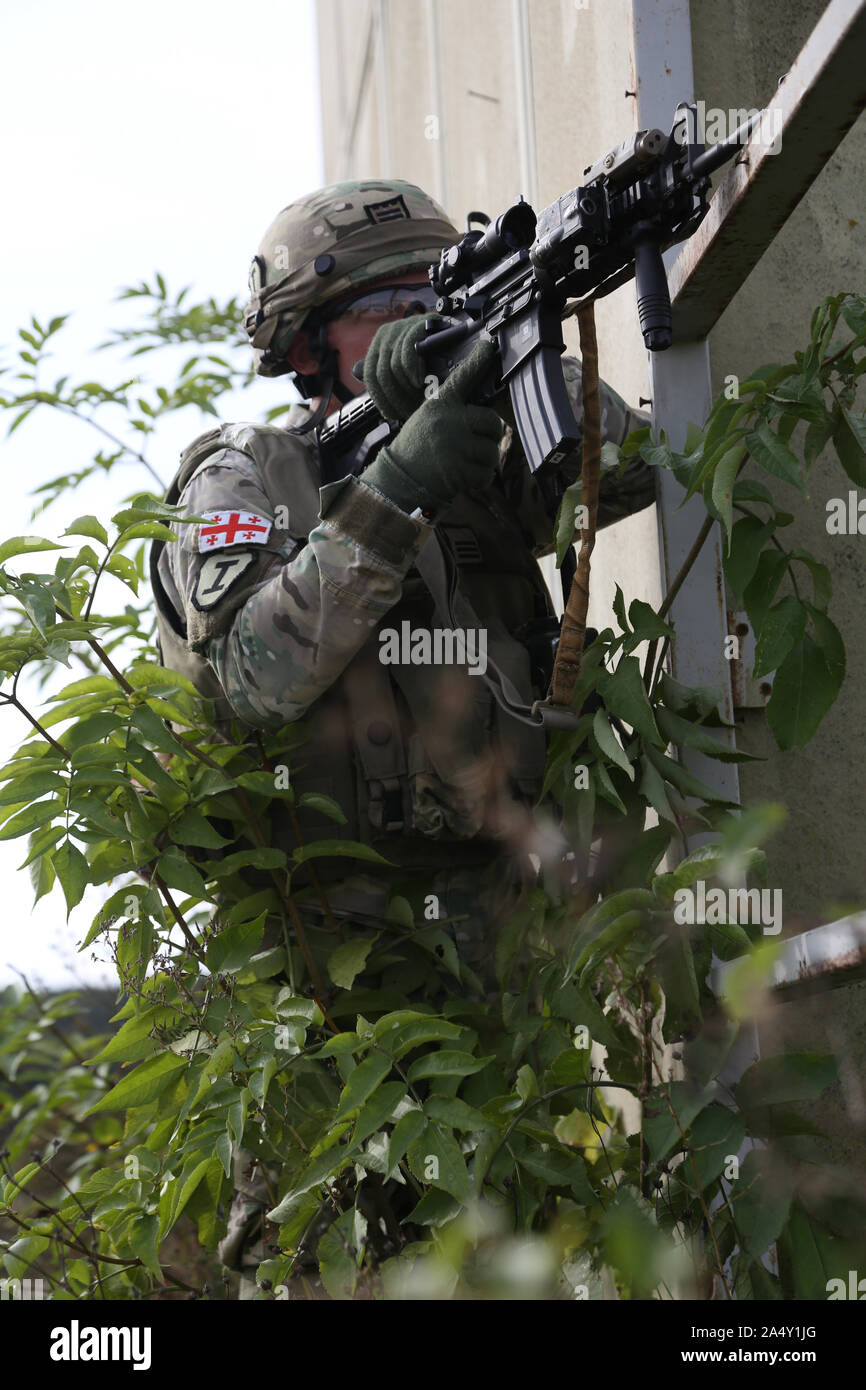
[192,551,257,611]
[364,194,411,225]
[443,525,484,567]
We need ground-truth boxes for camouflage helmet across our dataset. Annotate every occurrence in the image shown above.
[244,179,460,377]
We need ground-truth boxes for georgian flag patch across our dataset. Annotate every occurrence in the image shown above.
[197,510,272,551]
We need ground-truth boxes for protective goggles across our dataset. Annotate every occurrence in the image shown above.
[319,282,439,326]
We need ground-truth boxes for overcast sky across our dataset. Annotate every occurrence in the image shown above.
[0,0,324,989]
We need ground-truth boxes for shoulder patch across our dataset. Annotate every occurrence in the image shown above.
[197,510,272,552]
[193,551,258,611]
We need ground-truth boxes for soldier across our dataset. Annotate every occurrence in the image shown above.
[150,178,654,1295]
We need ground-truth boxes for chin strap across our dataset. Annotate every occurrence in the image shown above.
[283,318,356,437]
[284,375,339,435]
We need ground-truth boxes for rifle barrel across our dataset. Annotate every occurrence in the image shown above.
[689,109,765,180]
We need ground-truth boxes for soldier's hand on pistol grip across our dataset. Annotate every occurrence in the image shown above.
[360,314,444,422]
[361,338,503,514]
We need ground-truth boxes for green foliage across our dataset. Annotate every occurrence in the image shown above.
[0,291,864,1299]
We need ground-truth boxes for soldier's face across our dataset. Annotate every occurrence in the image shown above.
[323,271,436,399]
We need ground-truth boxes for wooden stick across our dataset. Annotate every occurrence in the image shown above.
[549,301,601,708]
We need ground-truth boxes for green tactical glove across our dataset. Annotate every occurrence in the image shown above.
[361,338,503,515]
[360,313,444,422]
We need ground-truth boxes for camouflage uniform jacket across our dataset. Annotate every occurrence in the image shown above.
[152,358,652,883]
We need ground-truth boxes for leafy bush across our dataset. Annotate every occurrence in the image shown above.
[0,285,864,1299]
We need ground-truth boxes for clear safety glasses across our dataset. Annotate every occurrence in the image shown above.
[320,283,439,326]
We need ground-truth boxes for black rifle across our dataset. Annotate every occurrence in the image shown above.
[317,101,762,476]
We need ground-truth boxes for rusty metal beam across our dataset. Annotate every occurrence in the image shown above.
[711,913,866,999]
[669,0,866,339]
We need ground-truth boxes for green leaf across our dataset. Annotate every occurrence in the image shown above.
[731,1150,793,1260]
[5,1234,50,1278]
[626,599,673,642]
[292,839,392,867]
[833,406,866,485]
[89,1007,173,1065]
[656,706,760,762]
[63,515,108,547]
[600,1187,671,1298]
[64,712,123,751]
[732,479,773,506]
[130,704,182,755]
[104,553,139,592]
[809,607,845,685]
[0,536,65,565]
[711,442,747,543]
[723,516,775,600]
[387,1110,428,1178]
[574,910,645,985]
[752,596,808,678]
[803,415,833,467]
[353,1081,405,1147]
[657,673,723,724]
[297,792,347,824]
[790,551,831,612]
[597,655,662,747]
[328,935,377,990]
[317,1209,359,1300]
[682,1103,746,1190]
[384,895,415,929]
[406,1050,492,1082]
[785,1205,841,1300]
[383,1017,466,1059]
[408,1121,471,1203]
[643,1080,716,1163]
[30,847,56,904]
[159,1155,213,1239]
[0,770,66,806]
[766,635,842,750]
[19,824,65,868]
[51,840,90,914]
[743,549,789,635]
[155,846,208,899]
[314,1030,360,1059]
[202,847,285,879]
[127,661,200,697]
[116,521,178,544]
[543,1048,589,1089]
[590,709,634,780]
[735,1052,836,1112]
[643,744,733,805]
[206,913,266,974]
[88,1050,188,1113]
[638,755,677,825]
[518,1148,596,1204]
[170,807,233,849]
[746,422,805,492]
[335,1052,393,1122]
[424,1095,495,1132]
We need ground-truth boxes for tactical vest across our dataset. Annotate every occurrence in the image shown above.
[149,416,555,879]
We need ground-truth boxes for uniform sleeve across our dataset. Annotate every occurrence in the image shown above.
[499,355,655,554]
[165,451,433,729]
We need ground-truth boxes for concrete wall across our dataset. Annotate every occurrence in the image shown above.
[314,0,865,924]
[689,0,866,929]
